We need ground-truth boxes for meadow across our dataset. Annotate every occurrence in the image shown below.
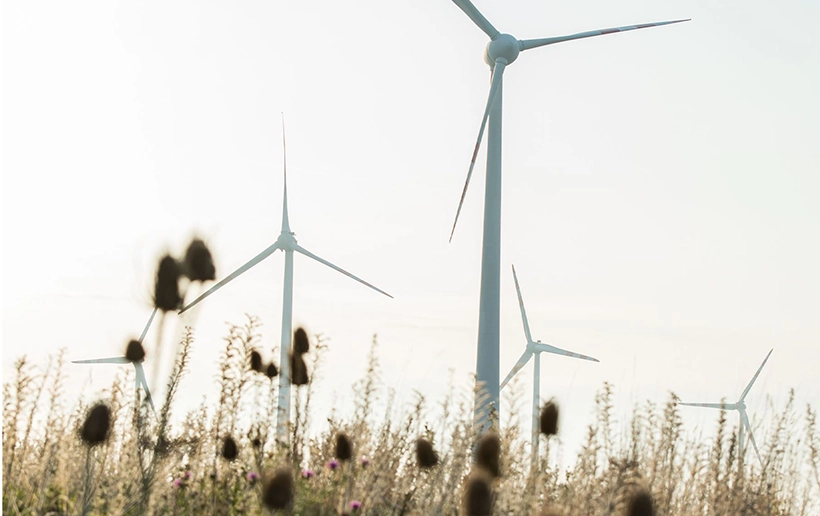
[3,311,819,515]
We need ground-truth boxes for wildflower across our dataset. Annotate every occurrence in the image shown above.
[290,352,309,386]
[540,400,559,437]
[262,468,293,510]
[80,403,111,446]
[416,438,438,469]
[627,490,655,516]
[154,254,182,312]
[475,431,500,478]
[182,238,215,282]
[335,433,353,462]
[125,339,145,362]
[301,469,315,479]
[328,460,339,471]
[173,478,184,489]
[349,500,363,511]
[246,471,260,484]
[250,350,263,373]
[293,327,309,354]
[221,436,238,461]
[266,362,278,379]
[360,455,370,468]
[183,471,192,480]
[463,470,492,516]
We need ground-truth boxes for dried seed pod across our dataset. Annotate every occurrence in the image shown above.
[80,403,111,446]
[250,350,263,373]
[463,470,492,516]
[251,437,262,449]
[415,438,438,469]
[265,362,278,379]
[627,490,655,516]
[125,339,145,362]
[290,352,308,386]
[262,468,293,510]
[183,238,215,282]
[221,436,238,461]
[154,255,182,312]
[540,400,559,437]
[293,327,309,354]
[335,433,352,462]
[475,431,500,478]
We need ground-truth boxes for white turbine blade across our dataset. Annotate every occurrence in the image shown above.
[179,243,279,314]
[134,362,156,414]
[519,19,689,51]
[741,411,763,466]
[138,307,158,343]
[678,401,736,410]
[294,244,393,298]
[533,343,599,363]
[739,348,773,401]
[281,113,292,234]
[449,60,507,242]
[500,350,533,390]
[511,265,532,343]
[72,357,130,364]
[451,0,500,39]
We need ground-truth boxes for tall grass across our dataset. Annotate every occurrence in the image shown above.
[3,317,819,515]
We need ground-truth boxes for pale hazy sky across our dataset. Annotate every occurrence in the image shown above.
[3,0,819,460]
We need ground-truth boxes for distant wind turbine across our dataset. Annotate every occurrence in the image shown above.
[500,265,598,466]
[444,0,689,427]
[179,117,392,441]
[678,349,773,467]
[73,308,158,414]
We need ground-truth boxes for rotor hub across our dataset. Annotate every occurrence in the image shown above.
[276,231,297,250]
[484,34,520,67]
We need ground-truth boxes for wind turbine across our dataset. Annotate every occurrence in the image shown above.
[179,118,392,441]
[444,0,689,427]
[499,265,599,466]
[73,308,158,414]
[678,349,773,468]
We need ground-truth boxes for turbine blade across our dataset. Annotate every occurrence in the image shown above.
[449,60,506,242]
[294,244,393,298]
[72,357,130,364]
[138,307,158,344]
[281,113,291,234]
[519,19,690,51]
[451,0,499,39]
[134,362,156,414]
[533,343,599,362]
[678,401,736,410]
[179,243,279,314]
[741,411,763,466]
[500,350,533,390]
[740,348,773,401]
[511,265,533,343]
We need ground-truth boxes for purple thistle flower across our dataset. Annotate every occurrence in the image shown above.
[328,459,340,471]
[349,500,363,511]
[301,469,315,479]
[173,478,184,489]
[247,471,260,483]
[184,471,192,480]
[360,456,370,467]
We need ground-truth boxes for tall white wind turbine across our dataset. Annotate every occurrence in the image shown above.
[678,349,773,468]
[500,265,599,466]
[179,119,392,441]
[73,308,159,414]
[444,0,689,427]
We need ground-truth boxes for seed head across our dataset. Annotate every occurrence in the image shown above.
[154,254,182,312]
[627,490,655,516]
[183,238,215,282]
[266,362,278,379]
[262,468,293,510]
[463,470,493,516]
[293,327,309,354]
[80,402,111,446]
[251,437,262,448]
[540,400,559,437]
[335,433,353,462]
[475,431,501,478]
[250,350,263,373]
[416,438,439,469]
[221,436,238,461]
[290,352,308,386]
[125,339,145,362]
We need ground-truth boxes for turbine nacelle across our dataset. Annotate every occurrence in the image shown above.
[275,231,298,251]
[484,34,519,67]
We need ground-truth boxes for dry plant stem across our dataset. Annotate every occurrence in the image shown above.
[80,447,94,516]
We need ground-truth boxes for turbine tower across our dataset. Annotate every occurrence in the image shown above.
[180,118,392,441]
[678,349,773,468]
[499,265,599,466]
[73,308,159,414]
[444,0,689,428]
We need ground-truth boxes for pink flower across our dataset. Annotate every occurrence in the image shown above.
[184,471,192,480]
[173,478,184,489]
[328,459,339,471]
[301,469,315,479]
[360,456,370,467]
[246,471,260,483]
[349,500,363,511]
